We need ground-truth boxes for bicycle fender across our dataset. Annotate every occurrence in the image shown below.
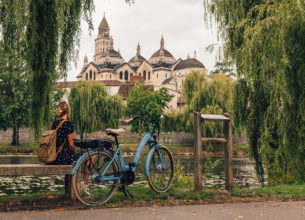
[70,149,114,175]
[145,144,163,177]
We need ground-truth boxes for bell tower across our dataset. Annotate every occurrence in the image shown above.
[94,13,112,64]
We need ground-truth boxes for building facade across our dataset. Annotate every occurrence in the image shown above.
[77,15,208,110]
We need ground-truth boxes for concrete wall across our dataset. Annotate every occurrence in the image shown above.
[0,128,34,145]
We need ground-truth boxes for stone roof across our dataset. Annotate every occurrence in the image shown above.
[174,58,205,71]
[151,62,173,69]
[150,49,174,59]
[99,16,109,30]
[109,49,122,58]
[97,63,119,70]
[128,55,147,63]
[162,77,174,85]
[100,49,122,59]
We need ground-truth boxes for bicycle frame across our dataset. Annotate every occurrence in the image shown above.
[71,130,160,179]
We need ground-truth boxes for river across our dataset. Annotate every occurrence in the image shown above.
[0,155,261,196]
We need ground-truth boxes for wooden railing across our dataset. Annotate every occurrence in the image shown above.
[194,112,233,192]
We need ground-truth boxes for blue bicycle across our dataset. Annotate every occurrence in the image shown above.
[72,114,174,206]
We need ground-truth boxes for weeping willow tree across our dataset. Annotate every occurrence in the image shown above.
[1,0,135,138]
[164,71,235,137]
[204,0,305,184]
[25,0,94,138]
[69,81,124,138]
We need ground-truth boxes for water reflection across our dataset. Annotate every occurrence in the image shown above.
[0,155,260,196]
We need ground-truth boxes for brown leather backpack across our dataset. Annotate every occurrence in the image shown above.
[37,120,66,163]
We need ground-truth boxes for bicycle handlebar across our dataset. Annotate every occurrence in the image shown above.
[123,114,166,124]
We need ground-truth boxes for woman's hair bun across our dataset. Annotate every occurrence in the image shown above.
[57,101,70,117]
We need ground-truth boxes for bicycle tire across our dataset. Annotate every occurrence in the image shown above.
[72,150,119,206]
[147,146,174,192]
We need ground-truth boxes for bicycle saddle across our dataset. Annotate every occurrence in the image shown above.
[106,128,125,136]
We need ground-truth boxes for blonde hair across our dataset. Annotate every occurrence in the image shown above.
[56,101,70,117]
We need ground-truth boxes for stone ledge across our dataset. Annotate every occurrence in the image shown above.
[0,164,72,176]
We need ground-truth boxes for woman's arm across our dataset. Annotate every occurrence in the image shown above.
[67,133,76,152]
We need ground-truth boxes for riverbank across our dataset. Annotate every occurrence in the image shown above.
[0,144,248,157]
[1,184,304,212]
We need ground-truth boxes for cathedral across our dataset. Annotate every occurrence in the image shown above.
[77,15,208,110]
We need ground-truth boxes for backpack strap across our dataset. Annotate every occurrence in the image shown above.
[54,119,67,155]
[56,140,66,155]
[55,119,66,131]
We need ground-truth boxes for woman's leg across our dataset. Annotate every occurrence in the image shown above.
[84,155,96,185]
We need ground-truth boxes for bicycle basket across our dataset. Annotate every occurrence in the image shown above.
[74,139,113,149]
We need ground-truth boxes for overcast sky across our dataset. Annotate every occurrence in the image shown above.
[67,0,219,81]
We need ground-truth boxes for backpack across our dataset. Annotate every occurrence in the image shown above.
[37,120,66,163]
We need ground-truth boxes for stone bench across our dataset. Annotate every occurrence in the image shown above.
[0,164,74,198]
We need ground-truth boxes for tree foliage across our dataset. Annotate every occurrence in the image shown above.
[0,1,31,145]
[165,71,235,136]
[126,83,173,132]
[0,0,95,138]
[69,81,124,138]
[204,0,305,184]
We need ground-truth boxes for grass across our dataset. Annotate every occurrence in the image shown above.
[1,184,304,209]
[231,184,305,199]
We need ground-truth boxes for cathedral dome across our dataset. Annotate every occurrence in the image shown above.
[174,57,205,71]
[129,55,146,63]
[108,49,123,58]
[149,35,176,67]
[150,49,175,59]
[128,42,148,67]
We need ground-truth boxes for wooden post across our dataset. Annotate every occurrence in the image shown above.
[65,174,76,200]
[194,112,202,191]
[223,113,233,191]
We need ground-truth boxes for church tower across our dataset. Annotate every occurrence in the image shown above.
[94,14,111,64]
[93,14,124,65]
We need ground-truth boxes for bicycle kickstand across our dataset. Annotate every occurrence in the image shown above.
[119,185,134,199]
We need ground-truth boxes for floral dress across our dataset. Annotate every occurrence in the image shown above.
[49,119,81,165]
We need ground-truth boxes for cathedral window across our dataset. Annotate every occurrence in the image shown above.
[94,71,96,80]
[144,70,146,80]
[124,71,128,81]
[90,70,92,79]
[157,74,158,78]
[120,72,123,79]
[86,73,88,80]
[165,74,167,78]
[148,72,150,80]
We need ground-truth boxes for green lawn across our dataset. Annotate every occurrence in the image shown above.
[1,184,304,209]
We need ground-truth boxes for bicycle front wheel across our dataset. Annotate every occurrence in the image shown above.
[147,146,174,192]
[72,151,119,206]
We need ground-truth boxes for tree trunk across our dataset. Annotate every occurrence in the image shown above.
[11,125,20,145]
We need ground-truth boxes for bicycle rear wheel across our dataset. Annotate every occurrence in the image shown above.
[72,151,119,206]
[147,146,174,192]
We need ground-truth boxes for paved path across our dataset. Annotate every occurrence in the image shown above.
[1,201,305,220]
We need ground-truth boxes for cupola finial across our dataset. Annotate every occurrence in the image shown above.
[137,42,141,56]
[160,35,164,49]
